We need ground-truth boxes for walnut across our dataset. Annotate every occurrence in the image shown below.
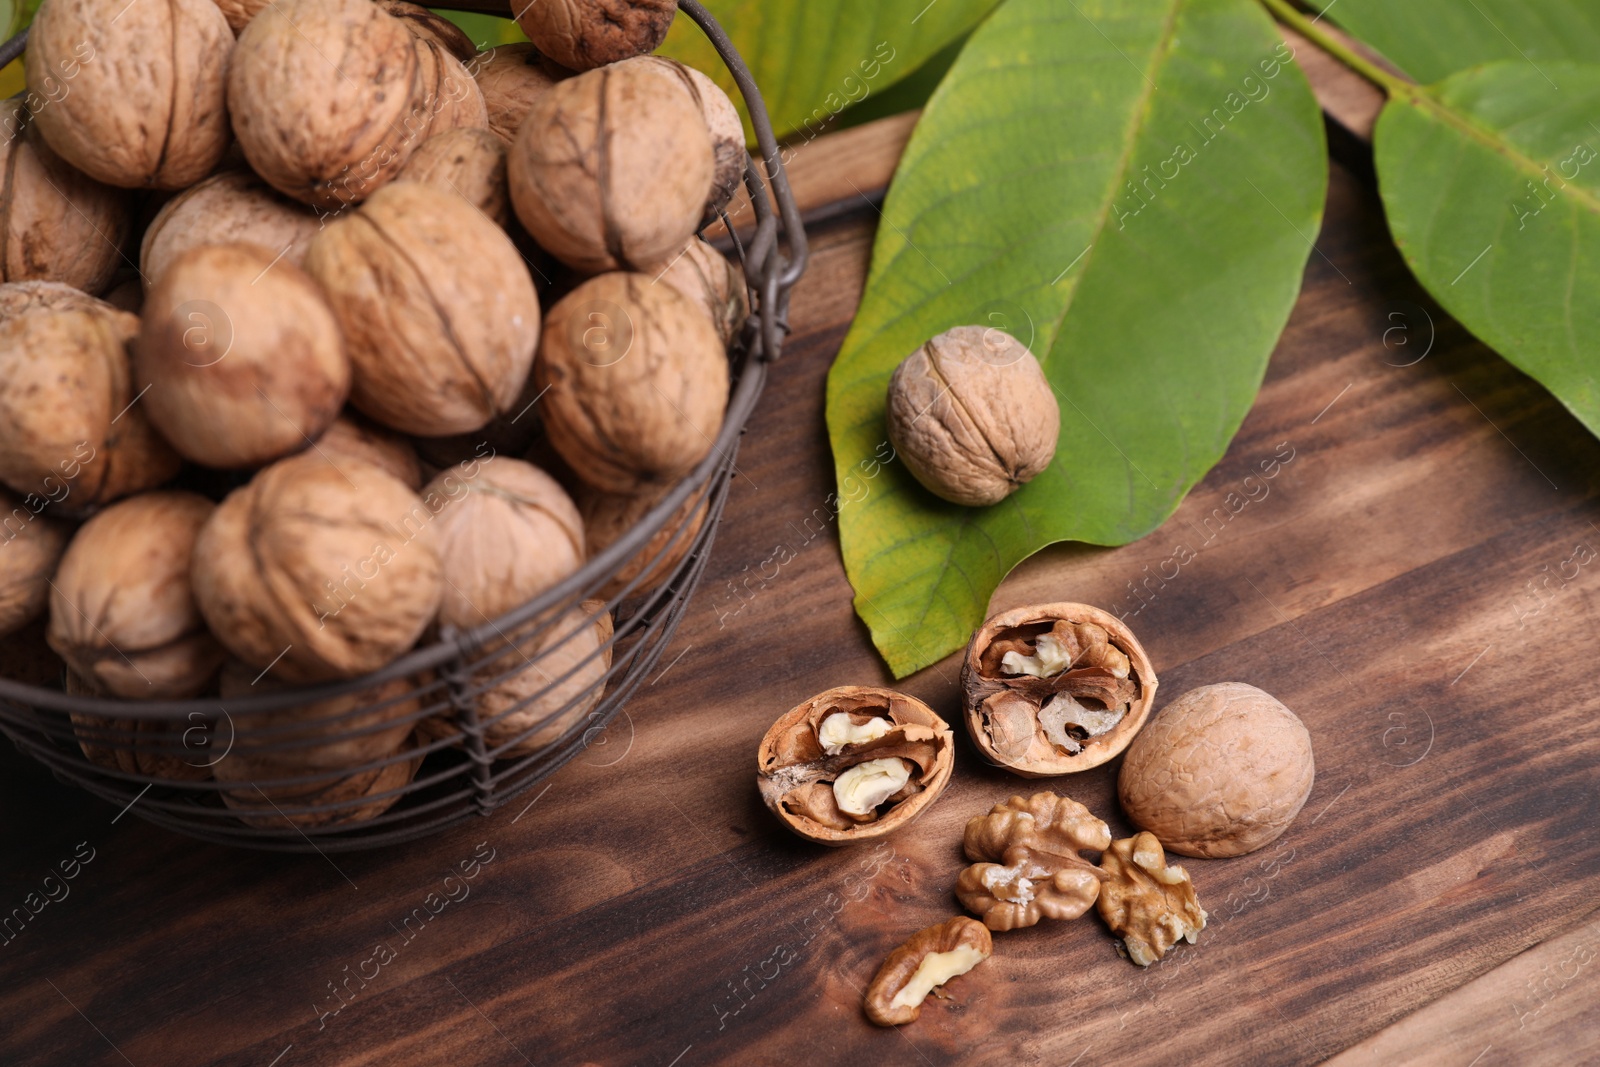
[579,483,708,599]
[190,451,444,682]
[757,686,954,846]
[514,0,676,72]
[218,659,424,771]
[47,491,224,699]
[863,916,991,1027]
[214,733,422,828]
[961,602,1156,776]
[136,242,350,468]
[623,57,745,224]
[0,282,181,508]
[470,43,570,146]
[410,35,490,143]
[228,0,424,208]
[956,792,1110,931]
[885,326,1060,506]
[1097,832,1207,966]
[0,489,68,638]
[68,694,213,782]
[423,457,585,632]
[377,0,477,62]
[310,413,423,490]
[537,272,727,493]
[26,0,233,189]
[211,0,267,33]
[507,61,713,273]
[307,180,540,435]
[139,169,320,287]
[397,128,510,227]
[0,98,130,292]
[1118,682,1315,858]
[658,237,748,347]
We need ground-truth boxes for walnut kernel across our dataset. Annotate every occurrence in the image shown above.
[1096,831,1207,966]
[863,916,992,1027]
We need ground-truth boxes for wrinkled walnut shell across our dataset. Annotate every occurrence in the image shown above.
[1097,831,1207,967]
[621,57,744,224]
[214,733,422,829]
[471,43,570,146]
[962,602,1156,776]
[863,916,991,1027]
[68,680,213,782]
[139,169,320,287]
[378,0,477,61]
[657,237,748,347]
[310,413,423,490]
[514,0,675,72]
[1118,682,1314,858]
[0,488,68,638]
[397,127,510,226]
[579,483,708,599]
[218,659,425,771]
[757,685,954,846]
[956,791,1111,931]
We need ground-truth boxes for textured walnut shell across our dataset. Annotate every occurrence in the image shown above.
[228,0,422,208]
[0,282,181,508]
[423,456,585,631]
[410,35,490,143]
[956,792,1110,931]
[68,690,213,783]
[507,61,713,273]
[0,489,69,638]
[48,491,224,699]
[136,243,350,468]
[863,916,991,1027]
[307,181,540,435]
[139,170,320,286]
[191,452,444,682]
[622,57,744,223]
[0,99,130,292]
[962,602,1156,776]
[514,0,675,72]
[471,43,569,146]
[1097,832,1207,966]
[377,0,477,61]
[397,128,509,226]
[310,413,423,490]
[26,0,233,189]
[212,0,267,33]
[757,686,954,846]
[218,659,424,771]
[886,326,1061,507]
[658,237,747,347]
[537,272,728,493]
[579,483,708,599]
[214,732,422,828]
[1118,682,1314,858]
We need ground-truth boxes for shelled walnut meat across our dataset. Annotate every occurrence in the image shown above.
[962,602,1156,776]
[514,0,676,73]
[956,792,1110,932]
[139,170,320,286]
[757,686,954,845]
[1119,682,1315,858]
[1097,832,1207,966]
[863,916,992,1027]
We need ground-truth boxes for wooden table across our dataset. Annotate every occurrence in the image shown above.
[4,36,1600,1067]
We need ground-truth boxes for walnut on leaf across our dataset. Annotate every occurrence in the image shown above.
[1096,831,1207,967]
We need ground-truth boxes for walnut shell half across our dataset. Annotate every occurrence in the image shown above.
[863,916,991,1027]
[757,685,954,846]
[961,602,1156,776]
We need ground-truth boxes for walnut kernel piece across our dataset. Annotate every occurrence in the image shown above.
[956,792,1111,931]
[864,916,992,1027]
[961,602,1157,776]
[1097,832,1207,967]
[756,686,954,846]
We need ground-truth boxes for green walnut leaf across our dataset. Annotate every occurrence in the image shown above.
[655,0,1000,141]
[827,0,1327,678]
[1321,0,1600,85]
[1375,60,1600,439]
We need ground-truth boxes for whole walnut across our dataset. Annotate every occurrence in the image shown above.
[514,0,675,72]
[508,61,713,273]
[218,659,424,771]
[0,98,130,292]
[623,57,745,223]
[214,733,421,828]
[1118,682,1315,858]
[658,237,747,347]
[886,326,1060,507]
[139,170,320,286]
[307,181,540,435]
[48,491,224,699]
[191,452,444,682]
[410,35,490,143]
[26,0,233,189]
[397,128,509,227]
[471,43,570,146]
[68,685,213,782]
[311,413,423,490]
[377,0,477,61]
[211,0,267,33]
[228,0,424,209]
[537,272,728,493]
[580,483,708,599]
[0,282,181,508]
[0,489,69,638]
[137,243,350,468]
[423,456,585,632]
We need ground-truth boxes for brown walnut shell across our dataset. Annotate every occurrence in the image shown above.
[863,916,992,1028]
[310,413,423,490]
[657,236,747,347]
[377,0,477,61]
[579,483,709,599]
[397,127,509,226]
[67,677,214,783]
[139,169,320,287]
[409,35,490,143]
[26,0,233,189]
[470,43,570,146]
[136,242,350,468]
[218,659,426,772]
[307,181,540,435]
[961,602,1156,776]
[0,488,69,638]
[1118,682,1314,858]
[757,685,954,846]
[621,56,744,224]
[214,732,422,829]
[514,0,675,72]
[212,0,268,33]
[0,98,130,292]
[0,282,181,508]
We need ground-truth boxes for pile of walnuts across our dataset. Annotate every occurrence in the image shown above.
[0,0,749,827]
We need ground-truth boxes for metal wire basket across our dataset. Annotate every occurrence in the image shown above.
[0,0,807,851]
